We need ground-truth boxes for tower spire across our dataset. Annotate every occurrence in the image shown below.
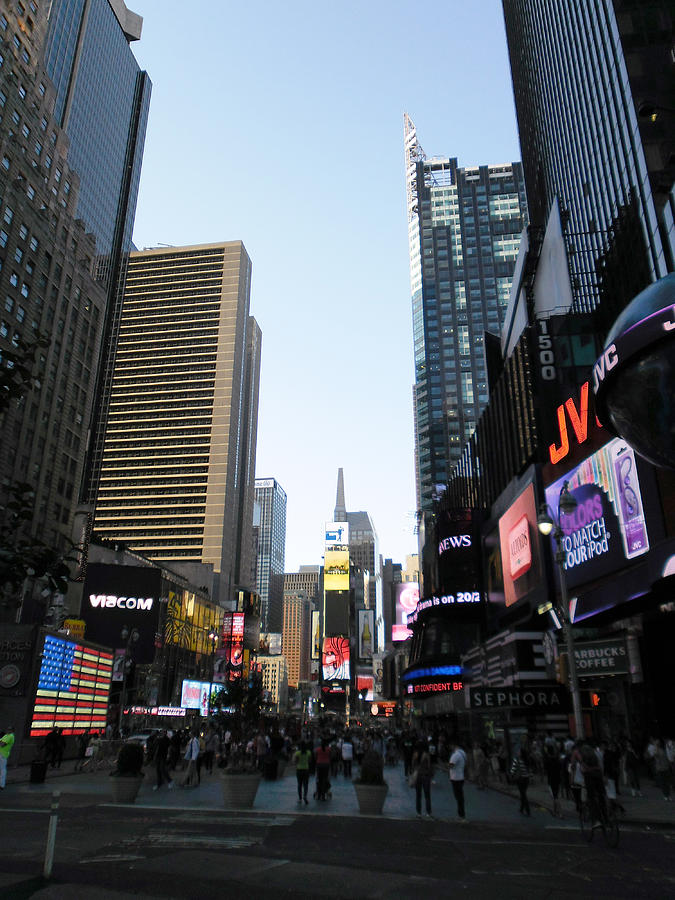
[334,468,347,522]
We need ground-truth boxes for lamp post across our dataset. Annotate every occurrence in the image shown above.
[206,625,218,718]
[117,626,140,736]
[537,481,585,740]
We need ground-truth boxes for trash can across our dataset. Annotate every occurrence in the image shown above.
[30,760,47,784]
[263,757,278,780]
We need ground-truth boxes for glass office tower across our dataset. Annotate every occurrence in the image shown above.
[405,115,528,512]
[255,478,287,632]
[44,0,151,509]
[502,0,673,327]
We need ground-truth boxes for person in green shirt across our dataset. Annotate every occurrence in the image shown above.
[293,741,313,805]
[0,725,15,789]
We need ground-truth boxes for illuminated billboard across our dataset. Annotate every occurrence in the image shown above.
[214,612,244,683]
[311,609,320,659]
[393,583,418,641]
[325,521,349,549]
[30,633,113,737]
[498,483,545,608]
[545,437,649,590]
[82,564,162,663]
[357,609,374,659]
[322,636,350,680]
[324,548,349,590]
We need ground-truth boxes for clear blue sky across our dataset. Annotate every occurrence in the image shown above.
[129,1,522,571]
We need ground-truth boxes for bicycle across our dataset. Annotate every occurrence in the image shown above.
[579,790,619,847]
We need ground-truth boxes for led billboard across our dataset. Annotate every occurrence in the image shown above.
[311,609,320,659]
[325,521,349,549]
[322,636,350,680]
[545,437,649,590]
[357,609,375,659]
[82,564,162,663]
[324,548,350,590]
[393,583,418,641]
[498,483,545,608]
[30,633,113,737]
[324,590,350,635]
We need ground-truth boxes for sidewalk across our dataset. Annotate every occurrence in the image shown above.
[483,771,675,827]
[3,759,675,827]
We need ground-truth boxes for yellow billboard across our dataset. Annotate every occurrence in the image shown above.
[324,548,349,590]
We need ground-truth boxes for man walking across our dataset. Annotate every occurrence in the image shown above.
[341,734,353,778]
[153,729,173,791]
[449,740,468,823]
[0,725,15,789]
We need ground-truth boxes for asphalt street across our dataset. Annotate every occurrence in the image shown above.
[1,764,674,899]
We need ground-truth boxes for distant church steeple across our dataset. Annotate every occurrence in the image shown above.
[334,467,347,522]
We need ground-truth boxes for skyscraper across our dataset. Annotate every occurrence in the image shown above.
[404,115,528,512]
[254,478,287,632]
[282,589,311,688]
[43,0,151,512]
[0,3,111,571]
[502,0,673,327]
[92,242,261,605]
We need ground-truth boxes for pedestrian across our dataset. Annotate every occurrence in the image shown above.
[569,742,585,813]
[153,729,174,790]
[543,741,562,817]
[44,727,61,768]
[255,730,268,772]
[402,731,415,776]
[341,734,353,778]
[293,741,312,804]
[474,743,489,789]
[74,731,90,772]
[510,746,531,816]
[412,740,433,818]
[654,739,672,801]
[0,724,15,789]
[182,730,200,787]
[204,729,218,774]
[448,740,468,822]
[624,739,642,797]
[314,737,332,800]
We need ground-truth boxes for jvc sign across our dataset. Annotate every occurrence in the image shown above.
[89,594,154,611]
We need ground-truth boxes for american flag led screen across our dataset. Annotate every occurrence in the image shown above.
[30,634,113,737]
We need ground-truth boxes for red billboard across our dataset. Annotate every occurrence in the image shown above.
[498,483,544,608]
[322,636,350,680]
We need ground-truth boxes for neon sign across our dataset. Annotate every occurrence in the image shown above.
[548,381,603,464]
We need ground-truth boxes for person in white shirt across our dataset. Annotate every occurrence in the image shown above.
[182,730,200,787]
[341,735,353,778]
[449,741,468,822]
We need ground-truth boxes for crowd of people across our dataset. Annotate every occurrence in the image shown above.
[18,719,675,823]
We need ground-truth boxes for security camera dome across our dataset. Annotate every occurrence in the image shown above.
[593,274,675,469]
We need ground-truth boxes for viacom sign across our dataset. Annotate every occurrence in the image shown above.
[89,594,154,611]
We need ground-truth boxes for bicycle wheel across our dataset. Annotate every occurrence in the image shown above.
[580,802,594,843]
[603,813,619,848]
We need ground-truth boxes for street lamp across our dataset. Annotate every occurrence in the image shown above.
[206,625,218,717]
[537,481,585,740]
[118,626,140,736]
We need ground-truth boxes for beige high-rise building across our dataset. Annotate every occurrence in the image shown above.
[282,590,311,688]
[93,242,261,604]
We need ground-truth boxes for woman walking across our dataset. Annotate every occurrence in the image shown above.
[412,740,433,818]
[511,746,531,816]
[293,741,312,805]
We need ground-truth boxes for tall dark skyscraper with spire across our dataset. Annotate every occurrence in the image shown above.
[405,115,528,513]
